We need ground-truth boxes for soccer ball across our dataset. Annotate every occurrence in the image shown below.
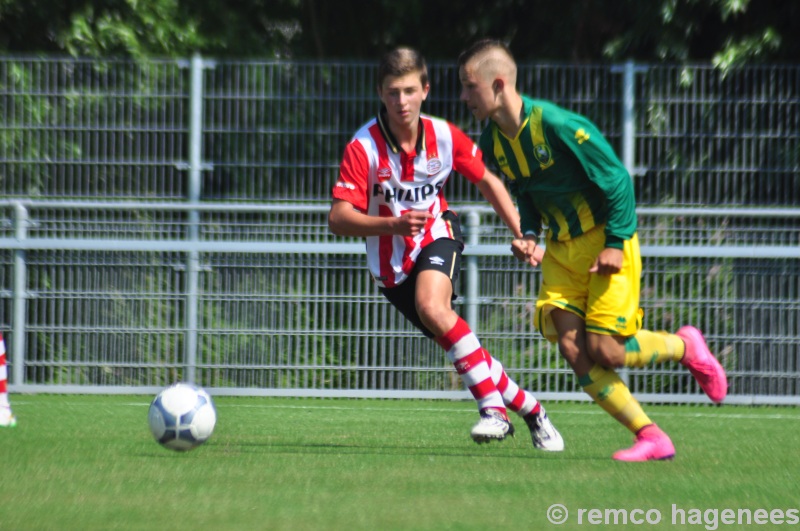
[148,382,217,451]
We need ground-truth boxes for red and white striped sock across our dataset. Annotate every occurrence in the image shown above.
[435,318,506,416]
[0,333,9,408]
[486,351,540,417]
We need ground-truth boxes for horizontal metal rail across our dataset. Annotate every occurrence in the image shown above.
[2,201,799,257]
[1,239,799,258]
[3,199,800,217]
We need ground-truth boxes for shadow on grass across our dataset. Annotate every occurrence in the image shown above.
[210,440,603,461]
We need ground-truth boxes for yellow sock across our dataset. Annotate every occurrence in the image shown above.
[580,364,652,434]
[624,330,686,368]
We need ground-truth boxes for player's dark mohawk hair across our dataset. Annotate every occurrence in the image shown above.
[457,39,514,68]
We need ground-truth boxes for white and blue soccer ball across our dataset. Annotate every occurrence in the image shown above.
[148,382,217,451]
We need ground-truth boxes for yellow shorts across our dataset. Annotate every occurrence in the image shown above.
[535,226,643,343]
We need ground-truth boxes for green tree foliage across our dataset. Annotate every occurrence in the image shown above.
[602,0,796,68]
[0,0,302,59]
[59,1,207,59]
[1,0,798,64]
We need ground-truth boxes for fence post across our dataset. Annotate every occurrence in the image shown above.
[618,60,646,387]
[616,60,648,386]
[622,60,636,178]
[465,210,481,330]
[616,60,648,179]
[11,202,28,387]
[184,53,206,384]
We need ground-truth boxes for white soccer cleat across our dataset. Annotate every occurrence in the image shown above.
[470,408,511,444]
[524,406,564,451]
[0,406,16,428]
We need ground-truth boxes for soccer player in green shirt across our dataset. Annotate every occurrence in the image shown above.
[457,39,727,461]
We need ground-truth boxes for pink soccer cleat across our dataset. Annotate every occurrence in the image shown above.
[676,326,728,403]
[612,424,675,462]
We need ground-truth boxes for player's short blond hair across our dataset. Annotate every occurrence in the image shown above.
[457,39,517,86]
[378,47,428,89]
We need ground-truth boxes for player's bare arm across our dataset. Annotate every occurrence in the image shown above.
[475,170,522,239]
[474,169,544,266]
[328,199,433,237]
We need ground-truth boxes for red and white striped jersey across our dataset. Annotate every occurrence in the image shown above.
[333,110,486,288]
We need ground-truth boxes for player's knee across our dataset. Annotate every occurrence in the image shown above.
[587,338,625,368]
[557,337,582,365]
[589,349,620,368]
[415,299,451,329]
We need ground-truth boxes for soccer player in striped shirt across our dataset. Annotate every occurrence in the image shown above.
[329,47,563,450]
[457,39,727,461]
[0,333,15,427]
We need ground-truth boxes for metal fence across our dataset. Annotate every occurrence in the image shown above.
[1,56,799,404]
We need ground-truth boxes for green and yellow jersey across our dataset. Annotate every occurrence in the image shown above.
[479,96,636,249]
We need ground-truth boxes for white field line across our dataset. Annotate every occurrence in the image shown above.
[12,401,800,420]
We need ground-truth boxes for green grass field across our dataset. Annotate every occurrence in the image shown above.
[2,395,798,531]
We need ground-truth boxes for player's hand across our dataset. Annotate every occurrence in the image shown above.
[589,247,623,276]
[511,238,544,267]
[396,210,434,236]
